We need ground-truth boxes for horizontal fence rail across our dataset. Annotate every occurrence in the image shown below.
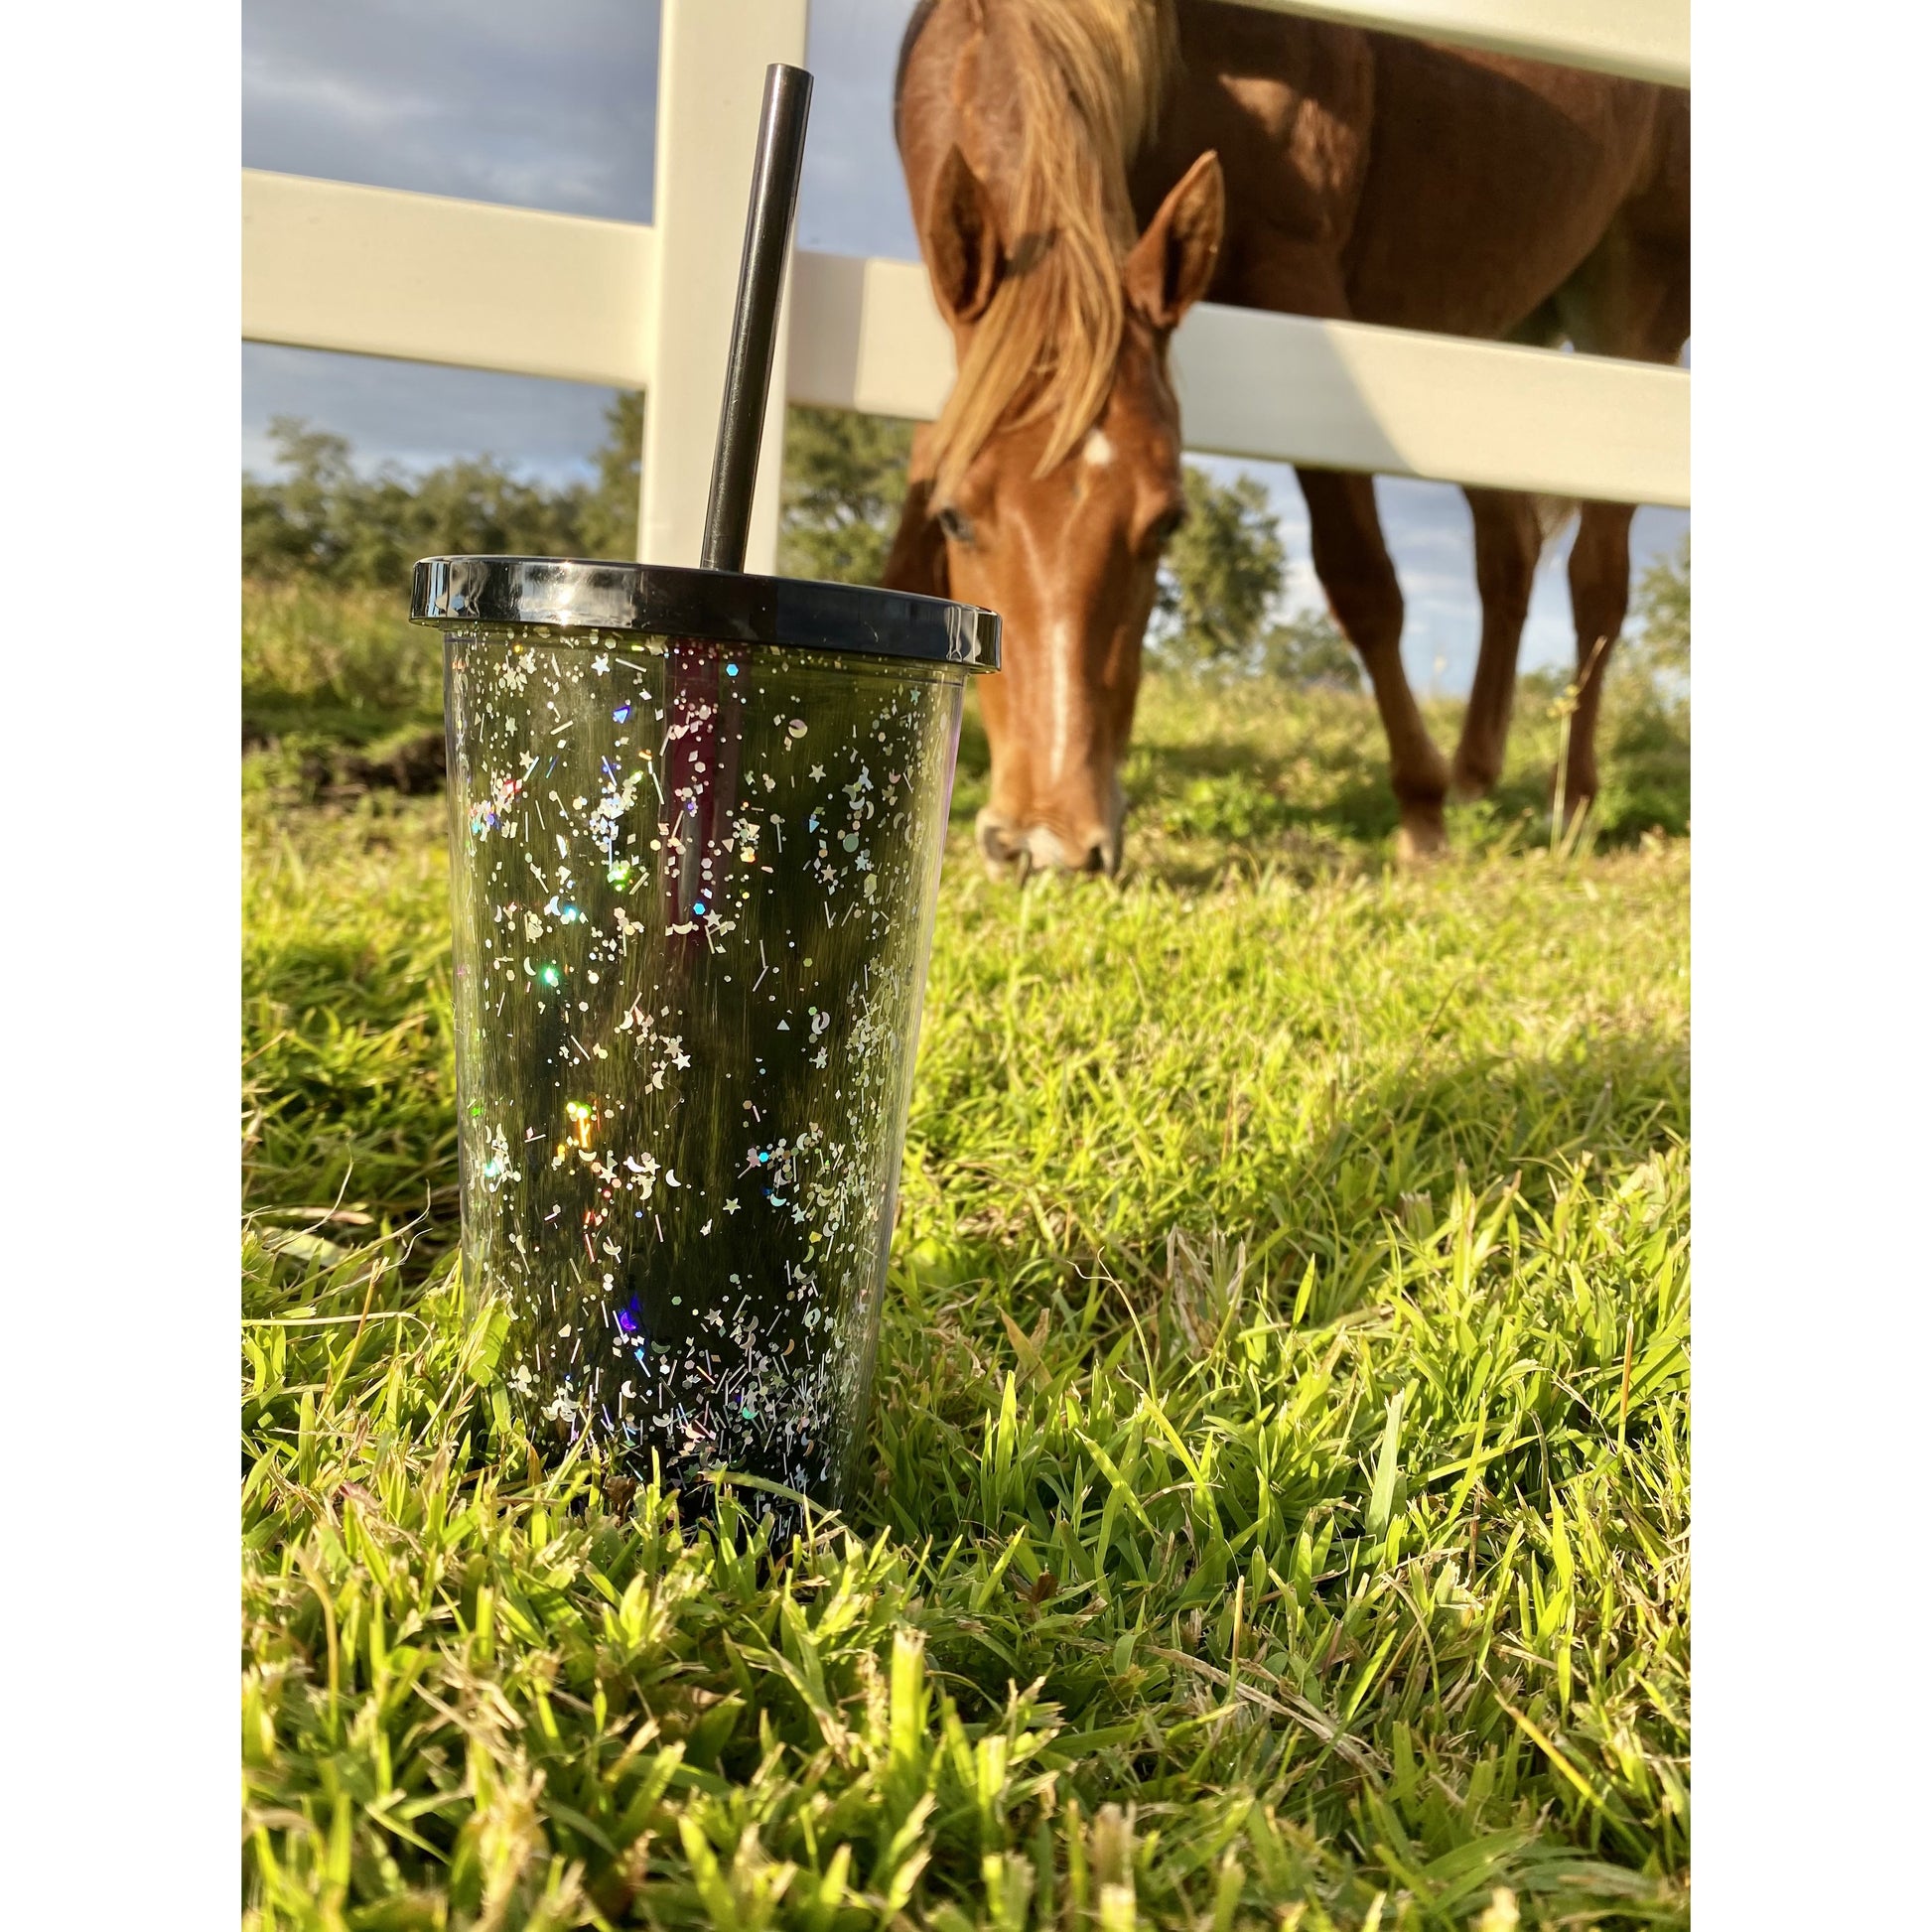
[241,172,660,391]
[244,170,1689,509]
[1234,0,1688,88]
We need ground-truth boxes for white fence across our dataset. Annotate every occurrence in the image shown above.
[240,0,1690,576]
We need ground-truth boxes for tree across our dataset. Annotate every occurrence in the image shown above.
[777,406,914,585]
[242,417,606,587]
[580,391,644,559]
[1632,534,1689,675]
[1258,609,1362,690]
[241,418,363,579]
[406,456,587,566]
[242,397,923,590]
[1150,465,1287,670]
[574,398,915,576]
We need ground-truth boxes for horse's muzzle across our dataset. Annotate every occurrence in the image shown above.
[976,810,1119,880]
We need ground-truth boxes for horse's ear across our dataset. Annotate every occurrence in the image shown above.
[1126,151,1224,331]
[922,145,1006,325]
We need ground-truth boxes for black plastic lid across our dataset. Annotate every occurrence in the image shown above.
[410,556,999,672]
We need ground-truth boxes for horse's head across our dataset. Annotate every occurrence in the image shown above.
[886,146,1224,877]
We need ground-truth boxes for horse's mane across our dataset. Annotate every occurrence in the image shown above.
[918,0,1177,498]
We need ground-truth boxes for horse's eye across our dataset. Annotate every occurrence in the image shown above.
[936,504,975,546]
[1145,503,1186,553]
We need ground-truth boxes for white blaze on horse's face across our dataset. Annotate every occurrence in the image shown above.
[939,328,1189,877]
[1047,618,1075,784]
[912,151,1226,877]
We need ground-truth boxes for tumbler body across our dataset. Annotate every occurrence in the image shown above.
[419,560,997,1516]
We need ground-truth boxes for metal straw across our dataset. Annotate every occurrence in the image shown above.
[700,63,814,575]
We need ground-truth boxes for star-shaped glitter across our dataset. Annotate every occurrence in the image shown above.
[809,763,824,780]
[723,1197,741,1213]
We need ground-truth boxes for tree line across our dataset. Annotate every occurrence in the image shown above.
[241,395,647,589]
[243,393,1686,685]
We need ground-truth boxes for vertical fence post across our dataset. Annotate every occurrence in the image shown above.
[638,0,810,573]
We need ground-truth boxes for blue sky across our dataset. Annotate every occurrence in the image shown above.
[242,0,1689,692]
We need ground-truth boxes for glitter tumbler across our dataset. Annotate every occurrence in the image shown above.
[414,557,998,1515]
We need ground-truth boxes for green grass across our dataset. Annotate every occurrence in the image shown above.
[243,629,1689,1930]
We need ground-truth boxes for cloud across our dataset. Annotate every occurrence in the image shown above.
[798,0,921,260]
[243,0,659,219]
[242,0,928,242]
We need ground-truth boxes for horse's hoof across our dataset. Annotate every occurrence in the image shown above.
[1395,812,1449,865]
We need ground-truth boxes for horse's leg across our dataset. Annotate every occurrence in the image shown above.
[1449,296,1576,800]
[1298,466,1450,859]
[1561,499,1638,821]
[1215,221,1449,850]
[1557,305,1684,823]
[1550,105,1689,826]
[1450,487,1545,799]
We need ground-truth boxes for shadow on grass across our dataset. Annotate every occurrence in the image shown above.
[862,1021,1688,1553]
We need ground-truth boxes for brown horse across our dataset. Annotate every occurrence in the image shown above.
[881,0,1689,872]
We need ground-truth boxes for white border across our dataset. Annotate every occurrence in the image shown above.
[1,0,237,1908]
[1693,0,1930,1918]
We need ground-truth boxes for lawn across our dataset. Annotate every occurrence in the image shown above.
[242,598,1689,1931]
